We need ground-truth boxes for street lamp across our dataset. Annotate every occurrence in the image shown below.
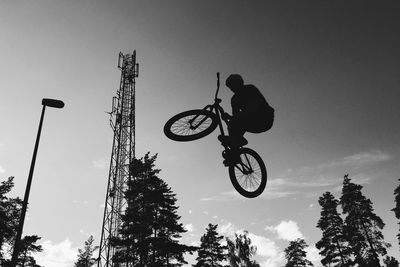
[10,98,64,266]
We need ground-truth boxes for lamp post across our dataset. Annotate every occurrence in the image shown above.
[10,98,64,266]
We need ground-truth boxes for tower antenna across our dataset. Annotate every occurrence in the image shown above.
[97,51,139,267]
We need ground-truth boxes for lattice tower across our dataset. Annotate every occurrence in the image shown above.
[97,51,139,267]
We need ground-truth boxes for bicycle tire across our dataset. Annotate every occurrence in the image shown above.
[164,109,218,141]
[229,147,267,198]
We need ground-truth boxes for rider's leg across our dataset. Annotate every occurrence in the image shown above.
[222,111,273,166]
[227,114,248,147]
[246,109,274,133]
[220,115,247,166]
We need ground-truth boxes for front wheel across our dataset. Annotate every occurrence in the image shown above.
[164,109,218,142]
[229,148,267,198]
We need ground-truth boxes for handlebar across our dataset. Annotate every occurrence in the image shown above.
[215,72,220,100]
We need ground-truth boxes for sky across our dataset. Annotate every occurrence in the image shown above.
[1,1,400,266]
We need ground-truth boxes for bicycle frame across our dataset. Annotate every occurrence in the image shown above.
[204,102,226,133]
[199,72,229,142]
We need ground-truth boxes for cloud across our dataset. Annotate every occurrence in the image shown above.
[306,245,323,267]
[350,173,375,185]
[247,233,285,263]
[265,220,304,241]
[200,187,299,202]
[0,165,5,173]
[260,179,300,200]
[219,222,236,237]
[185,223,195,232]
[200,190,242,201]
[190,240,201,247]
[199,151,390,202]
[258,177,334,200]
[267,150,392,200]
[341,151,390,166]
[218,222,286,267]
[34,239,78,267]
[263,221,323,266]
[299,150,391,174]
[260,256,287,267]
[200,180,318,201]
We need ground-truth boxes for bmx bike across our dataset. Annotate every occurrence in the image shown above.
[163,73,267,198]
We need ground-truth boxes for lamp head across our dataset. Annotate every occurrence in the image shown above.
[42,98,64,109]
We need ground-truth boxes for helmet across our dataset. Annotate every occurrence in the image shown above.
[225,74,244,89]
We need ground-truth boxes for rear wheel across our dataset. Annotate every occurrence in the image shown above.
[164,109,218,141]
[229,148,267,198]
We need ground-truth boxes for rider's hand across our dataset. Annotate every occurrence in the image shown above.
[222,112,231,121]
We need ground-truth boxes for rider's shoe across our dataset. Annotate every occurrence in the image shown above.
[218,135,248,147]
[222,149,241,166]
[223,157,240,166]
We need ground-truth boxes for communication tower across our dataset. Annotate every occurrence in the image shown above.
[97,51,139,267]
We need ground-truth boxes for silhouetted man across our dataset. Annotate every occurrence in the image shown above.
[219,74,274,151]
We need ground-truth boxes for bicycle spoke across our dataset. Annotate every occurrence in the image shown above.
[164,109,218,142]
[228,147,267,198]
[170,115,212,136]
[233,152,263,192]
[234,172,260,192]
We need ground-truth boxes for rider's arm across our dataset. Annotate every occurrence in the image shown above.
[221,112,232,121]
[231,96,240,116]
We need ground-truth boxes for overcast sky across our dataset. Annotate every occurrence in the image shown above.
[1,1,400,266]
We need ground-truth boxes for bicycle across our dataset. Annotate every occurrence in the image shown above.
[163,73,267,198]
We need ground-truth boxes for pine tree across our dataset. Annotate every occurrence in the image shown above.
[316,191,351,266]
[392,179,400,251]
[384,256,400,267]
[111,153,196,266]
[284,238,314,267]
[193,223,226,267]
[75,235,98,267]
[0,177,44,266]
[226,231,260,267]
[16,235,43,267]
[340,174,390,266]
[0,177,23,261]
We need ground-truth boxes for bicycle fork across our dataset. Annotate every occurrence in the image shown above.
[234,154,253,174]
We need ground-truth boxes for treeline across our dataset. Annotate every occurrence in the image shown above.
[284,175,400,267]
[0,177,43,266]
[313,174,399,267]
[1,153,400,267]
[97,153,400,267]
